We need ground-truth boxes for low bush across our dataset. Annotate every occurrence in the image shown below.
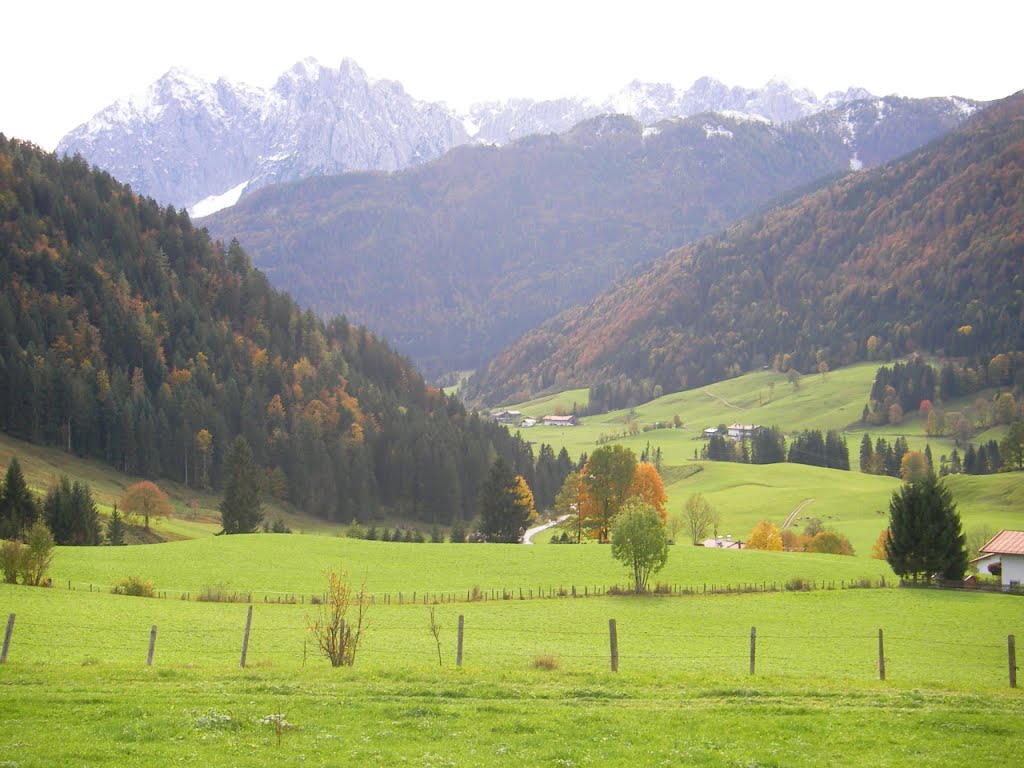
[112,575,156,598]
[532,654,559,670]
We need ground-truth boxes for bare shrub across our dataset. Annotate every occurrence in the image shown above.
[532,654,559,670]
[308,567,370,667]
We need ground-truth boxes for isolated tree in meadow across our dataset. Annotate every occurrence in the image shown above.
[580,445,637,542]
[0,456,38,540]
[478,458,533,542]
[610,498,669,593]
[885,475,967,582]
[747,520,783,551]
[684,492,720,545]
[121,480,172,530]
[219,436,263,534]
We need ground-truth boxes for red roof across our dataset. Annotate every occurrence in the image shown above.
[980,530,1024,556]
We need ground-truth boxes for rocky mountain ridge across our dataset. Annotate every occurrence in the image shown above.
[57,58,897,213]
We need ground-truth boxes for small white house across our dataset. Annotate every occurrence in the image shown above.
[972,530,1024,587]
[519,417,537,428]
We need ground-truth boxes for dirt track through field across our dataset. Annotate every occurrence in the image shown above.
[702,388,743,409]
[783,498,815,529]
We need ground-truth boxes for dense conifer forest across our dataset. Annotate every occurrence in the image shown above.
[0,136,569,525]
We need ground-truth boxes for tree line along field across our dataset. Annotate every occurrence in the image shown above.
[1,582,1021,766]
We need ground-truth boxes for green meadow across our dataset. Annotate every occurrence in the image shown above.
[1,582,1021,767]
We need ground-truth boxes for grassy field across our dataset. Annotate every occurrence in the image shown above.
[1,583,1021,766]
[45,534,894,599]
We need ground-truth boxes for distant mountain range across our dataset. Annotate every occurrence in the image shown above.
[201,94,980,377]
[58,58,892,214]
[464,92,1024,407]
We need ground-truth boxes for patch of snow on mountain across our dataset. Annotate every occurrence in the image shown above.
[849,153,863,171]
[642,126,661,138]
[188,181,249,218]
[950,97,980,117]
[703,123,734,139]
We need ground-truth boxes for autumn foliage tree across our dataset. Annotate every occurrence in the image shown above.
[580,445,637,542]
[747,520,783,551]
[629,462,668,521]
[121,481,172,530]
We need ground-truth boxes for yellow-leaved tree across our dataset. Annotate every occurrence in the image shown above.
[747,519,783,551]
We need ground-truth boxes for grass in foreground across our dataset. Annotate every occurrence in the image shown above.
[1,664,1020,768]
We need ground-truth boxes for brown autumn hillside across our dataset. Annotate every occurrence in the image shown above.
[466,92,1024,407]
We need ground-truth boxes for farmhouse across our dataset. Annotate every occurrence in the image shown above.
[542,414,577,427]
[491,409,522,424]
[702,427,722,439]
[727,423,764,439]
[519,417,537,428]
[971,530,1024,588]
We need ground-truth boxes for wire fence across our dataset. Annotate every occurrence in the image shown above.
[57,574,894,606]
[1,602,1018,690]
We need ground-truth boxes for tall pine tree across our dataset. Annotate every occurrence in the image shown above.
[885,476,967,582]
[219,437,263,534]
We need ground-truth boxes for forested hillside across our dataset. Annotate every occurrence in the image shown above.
[0,136,560,525]
[203,97,973,376]
[467,93,1024,407]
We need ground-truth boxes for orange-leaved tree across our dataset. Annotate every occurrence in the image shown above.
[629,462,668,522]
[747,519,783,551]
[121,481,172,530]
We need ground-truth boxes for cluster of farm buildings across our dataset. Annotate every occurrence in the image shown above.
[491,410,577,427]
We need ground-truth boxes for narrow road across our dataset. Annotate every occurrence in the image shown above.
[523,514,570,544]
[702,388,743,410]
[783,498,815,529]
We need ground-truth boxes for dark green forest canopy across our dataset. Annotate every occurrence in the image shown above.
[0,136,565,524]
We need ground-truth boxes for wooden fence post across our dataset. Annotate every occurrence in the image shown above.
[147,625,157,666]
[609,619,619,672]
[1,613,14,664]
[456,615,464,668]
[878,628,886,681]
[749,626,756,675]
[1010,634,1017,689]
[240,605,253,669]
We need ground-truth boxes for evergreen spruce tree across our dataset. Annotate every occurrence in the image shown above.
[219,436,263,534]
[885,476,967,582]
[106,504,126,546]
[478,458,531,543]
[0,457,38,539]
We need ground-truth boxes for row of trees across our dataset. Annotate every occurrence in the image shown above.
[703,427,850,470]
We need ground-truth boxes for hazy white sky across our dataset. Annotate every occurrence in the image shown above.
[3,0,1021,150]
